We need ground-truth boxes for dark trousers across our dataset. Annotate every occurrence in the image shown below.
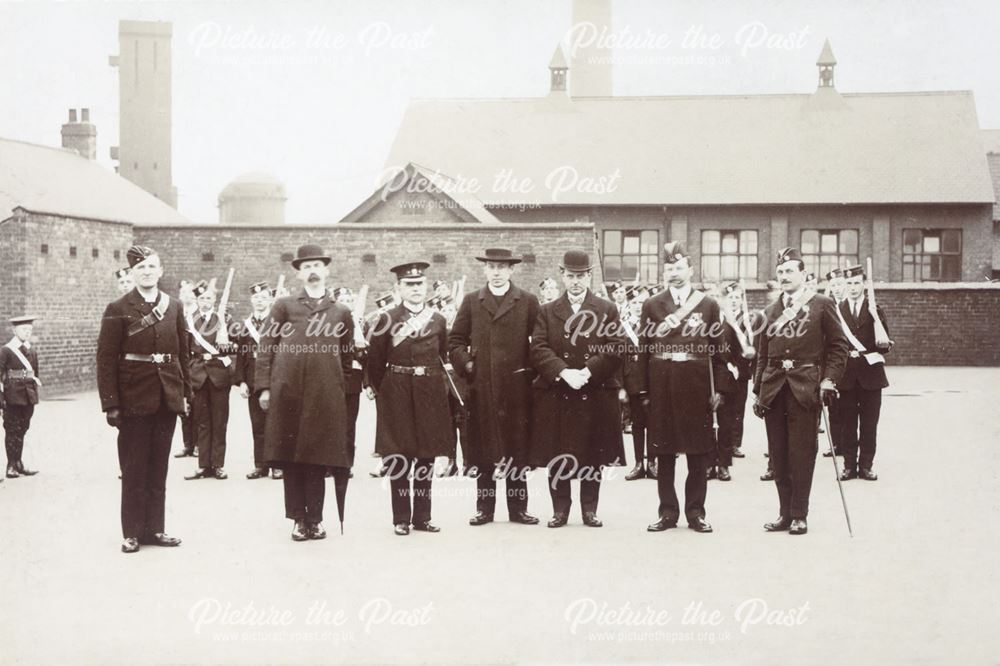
[475,463,528,517]
[547,465,601,517]
[386,456,433,525]
[715,379,749,467]
[3,403,34,464]
[117,401,176,539]
[282,462,326,522]
[839,387,882,472]
[247,391,267,469]
[764,384,819,520]
[628,394,648,464]
[656,452,709,522]
[345,392,360,467]
[180,412,193,452]
[193,382,229,469]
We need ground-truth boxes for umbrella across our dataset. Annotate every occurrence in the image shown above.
[330,466,350,534]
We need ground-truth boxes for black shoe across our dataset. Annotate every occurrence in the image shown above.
[394,523,410,536]
[706,466,717,480]
[646,462,658,479]
[310,522,327,539]
[582,512,603,528]
[789,518,808,535]
[760,469,775,481]
[764,517,792,532]
[412,521,440,533]
[185,468,211,480]
[840,468,857,481]
[174,449,194,458]
[213,468,228,480]
[15,462,37,476]
[624,463,646,481]
[246,468,268,479]
[291,521,310,541]
[859,469,878,481]
[547,513,569,528]
[121,538,140,553]
[510,511,539,525]
[716,466,732,482]
[6,465,19,479]
[469,511,494,526]
[647,517,677,532]
[140,533,182,547]
[732,448,745,458]
[688,517,713,533]
[271,469,284,480]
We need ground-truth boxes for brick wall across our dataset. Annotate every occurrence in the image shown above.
[133,222,602,315]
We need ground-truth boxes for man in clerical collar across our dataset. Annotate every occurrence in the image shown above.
[236,281,278,481]
[448,248,541,528]
[97,245,192,553]
[752,247,849,536]
[1,315,41,479]
[366,260,455,536]
[114,267,134,295]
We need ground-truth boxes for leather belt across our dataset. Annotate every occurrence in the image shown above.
[6,369,35,378]
[652,352,700,362]
[768,359,816,370]
[124,352,173,365]
[390,364,440,377]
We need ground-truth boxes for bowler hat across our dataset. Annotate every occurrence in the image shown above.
[291,244,331,270]
[559,250,593,272]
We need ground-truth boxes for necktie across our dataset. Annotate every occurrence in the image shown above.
[853,301,860,319]
[784,296,791,309]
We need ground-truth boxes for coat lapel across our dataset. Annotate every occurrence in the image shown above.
[493,285,522,321]
[552,293,573,322]
[478,286,498,318]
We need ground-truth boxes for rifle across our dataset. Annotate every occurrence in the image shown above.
[215,267,235,345]
[452,275,467,310]
[738,278,754,346]
[275,273,286,298]
[865,258,892,348]
[352,284,369,350]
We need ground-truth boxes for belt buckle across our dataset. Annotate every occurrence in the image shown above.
[849,350,860,358]
[781,359,794,370]
[151,353,165,364]
[412,366,426,376]
[671,352,687,362]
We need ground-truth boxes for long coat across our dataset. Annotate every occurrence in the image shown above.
[96,289,192,417]
[635,288,731,456]
[254,290,354,468]
[836,298,890,391]
[447,284,540,467]
[367,304,456,459]
[753,292,849,411]
[529,290,625,469]
[0,342,39,406]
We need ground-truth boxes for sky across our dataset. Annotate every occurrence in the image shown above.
[3,0,999,224]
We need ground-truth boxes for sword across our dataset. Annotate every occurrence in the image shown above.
[439,357,464,408]
[707,356,719,439]
[821,403,854,537]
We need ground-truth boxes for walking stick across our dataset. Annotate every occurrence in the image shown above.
[821,403,854,537]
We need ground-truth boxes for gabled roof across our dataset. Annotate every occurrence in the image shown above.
[339,162,504,224]
[0,138,192,225]
[385,91,995,206]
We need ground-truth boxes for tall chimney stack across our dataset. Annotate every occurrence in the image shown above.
[61,107,97,160]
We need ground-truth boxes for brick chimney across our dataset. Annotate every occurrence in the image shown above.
[61,108,97,160]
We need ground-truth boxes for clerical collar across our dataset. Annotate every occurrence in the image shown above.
[488,283,511,297]
[403,301,424,314]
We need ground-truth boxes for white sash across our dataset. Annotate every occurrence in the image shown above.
[243,317,262,345]
[621,317,640,346]
[721,310,752,355]
[663,290,706,330]
[392,308,435,348]
[188,315,232,367]
[4,339,41,386]
[772,290,815,331]
[835,306,885,366]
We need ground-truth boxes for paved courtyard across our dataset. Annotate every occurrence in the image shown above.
[2,367,998,665]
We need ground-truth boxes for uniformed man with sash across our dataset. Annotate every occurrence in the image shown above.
[1,316,41,479]
[174,280,199,459]
[184,281,234,480]
[367,261,455,535]
[636,242,727,534]
[715,281,756,481]
[235,281,277,480]
[752,248,849,535]
[822,268,847,459]
[835,264,891,481]
[97,245,191,553]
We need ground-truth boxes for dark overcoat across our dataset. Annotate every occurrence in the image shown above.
[447,284,540,467]
[96,289,192,416]
[635,289,731,455]
[753,292,849,411]
[836,298,890,391]
[529,290,625,469]
[367,304,455,459]
[254,290,354,468]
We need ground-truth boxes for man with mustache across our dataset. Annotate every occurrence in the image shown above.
[753,247,849,535]
[636,242,728,534]
[256,244,354,541]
